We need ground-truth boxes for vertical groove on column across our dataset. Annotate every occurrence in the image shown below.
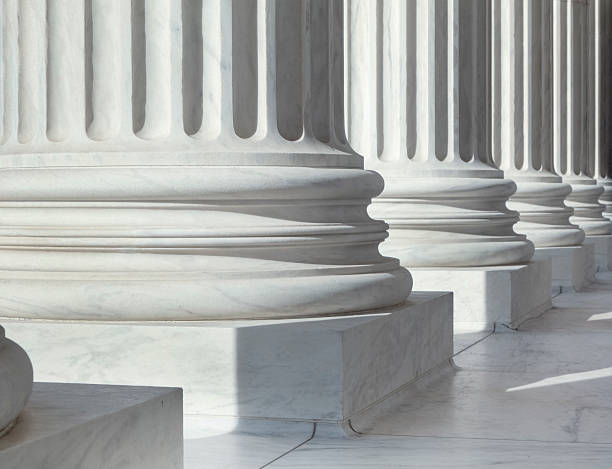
[540,0,554,173]
[522,0,533,170]
[47,0,85,142]
[567,0,579,176]
[553,0,567,176]
[328,0,347,148]
[232,0,257,138]
[445,0,459,162]
[276,0,302,141]
[182,0,202,136]
[18,0,46,144]
[1,0,18,144]
[301,0,314,140]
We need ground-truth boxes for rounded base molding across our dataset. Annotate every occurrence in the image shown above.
[0,164,412,320]
[0,327,33,436]
[600,180,612,221]
[508,181,585,247]
[371,177,534,267]
[566,183,612,236]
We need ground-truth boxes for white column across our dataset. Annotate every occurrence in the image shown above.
[494,0,584,247]
[0,0,410,320]
[0,326,33,437]
[593,0,612,220]
[345,0,534,267]
[556,0,612,235]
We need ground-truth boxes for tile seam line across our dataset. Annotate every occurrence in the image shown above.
[453,330,495,356]
[259,423,317,468]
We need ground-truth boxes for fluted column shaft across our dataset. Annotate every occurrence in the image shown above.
[0,0,410,320]
[345,0,533,267]
[555,0,612,235]
[593,0,612,220]
[493,0,584,247]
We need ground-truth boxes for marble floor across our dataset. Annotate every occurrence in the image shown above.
[185,272,612,468]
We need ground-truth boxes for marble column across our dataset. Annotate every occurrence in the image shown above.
[346,0,533,268]
[555,0,612,235]
[345,0,549,330]
[0,326,33,437]
[493,0,585,248]
[0,0,410,321]
[593,0,612,221]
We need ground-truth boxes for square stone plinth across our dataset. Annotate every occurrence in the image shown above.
[0,383,183,469]
[2,292,452,432]
[535,244,595,293]
[583,235,612,272]
[410,259,552,332]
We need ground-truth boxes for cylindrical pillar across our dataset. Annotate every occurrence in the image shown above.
[0,0,410,320]
[592,0,612,220]
[555,0,612,235]
[345,0,534,267]
[493,0,584,247]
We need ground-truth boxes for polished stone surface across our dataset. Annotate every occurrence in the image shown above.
[4,292,452,425]
[0,327,33,438]
[411,260,552,331]
[535,244,595,291]
[584,235,612,271]
[186,271,612,467]
[0,383,182,469]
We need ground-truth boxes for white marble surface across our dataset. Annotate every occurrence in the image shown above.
[345,0,535,269]
[0,0,415,323]
[535,244,594,291]
[0,327,33,437]
[182,271,612,467]
[0,383,182,469]
[411,260,552,330]
[3,292,452,426]
[267,435,612,468]
[584,234,612,271]
[184,416,313,469]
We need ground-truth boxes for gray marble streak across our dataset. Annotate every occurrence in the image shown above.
[0,383,183,469]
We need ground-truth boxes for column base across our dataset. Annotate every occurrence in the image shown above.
[410,259,552,332]
[534,244,595,293]
[0,383,183,469]
[2,292,452,434]
[583,235,612,272]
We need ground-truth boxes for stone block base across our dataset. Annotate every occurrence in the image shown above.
[0,383,183,469]
[2,292,452,432]
[535,244,595,293]
[410,259,552,332]
[583,235,612,272]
